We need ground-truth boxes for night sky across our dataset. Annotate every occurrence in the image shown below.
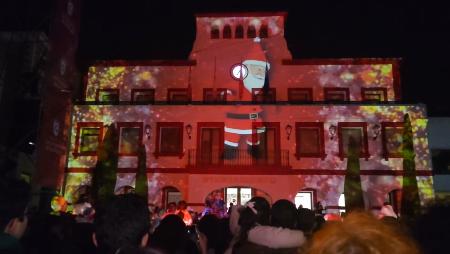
[2,0,450,116]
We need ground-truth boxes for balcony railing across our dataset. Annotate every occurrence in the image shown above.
[187,149,290,169]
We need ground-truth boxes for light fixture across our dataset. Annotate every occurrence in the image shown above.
[285,124,293,140]
[185,124,192,139]
[145,124,151,140]
[329,124,337,140]
[372,124,381,140]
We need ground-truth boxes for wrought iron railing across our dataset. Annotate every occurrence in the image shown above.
[187,149,290,168]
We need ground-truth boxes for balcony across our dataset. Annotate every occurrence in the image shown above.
[187,149,290,169]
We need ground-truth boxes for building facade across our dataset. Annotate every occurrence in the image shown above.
[64,12,434,214]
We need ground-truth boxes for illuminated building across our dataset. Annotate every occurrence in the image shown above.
[64,12,434,214]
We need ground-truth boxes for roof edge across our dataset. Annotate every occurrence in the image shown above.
[282,58,402,65]
[195,12,288,18]
[89,59,197,67]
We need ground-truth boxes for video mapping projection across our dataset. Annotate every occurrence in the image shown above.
[64,14,433,210]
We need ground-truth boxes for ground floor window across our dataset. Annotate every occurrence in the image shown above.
[294,191,314,210]
[225,187,252,208]
[162,186,181,209]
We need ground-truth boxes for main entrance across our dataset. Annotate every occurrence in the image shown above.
[206,186,272,211]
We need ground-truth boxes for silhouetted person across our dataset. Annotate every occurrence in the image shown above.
[93,194,150,254]
[0,178,30,254]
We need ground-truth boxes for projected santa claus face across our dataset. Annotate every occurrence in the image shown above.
[242,61,269,93]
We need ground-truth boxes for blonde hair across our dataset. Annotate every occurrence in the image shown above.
[306,212,420,254]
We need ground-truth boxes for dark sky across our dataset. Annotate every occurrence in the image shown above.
[2,0,450,116]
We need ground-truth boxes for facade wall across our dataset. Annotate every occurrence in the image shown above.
[64,13,434,212]
[64,104,434,210]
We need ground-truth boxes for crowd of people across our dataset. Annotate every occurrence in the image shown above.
[1,177,450,254]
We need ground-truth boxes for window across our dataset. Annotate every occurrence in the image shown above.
[203,88,228,103]
[338,122,369,159]
[324,88,349,102]
[155,122,183,158]
[235,25,244,38]
[118,122,143,156]
[74,122,103,156]
[362,88,387,102]
[96,89,119,103]
[247,25,256,38]
[197,122,224,166]
[288,88,313,102]
[211,26,219,39]
[259,24,268,38]
[167,88,190,103]
[381,122,403,160]
[225,187,254,206]
[162,186,181,209]
[252,122,281,166]
[131,89,155,103]
[295,122,325,159]
[252,88,276,103]
[294,189,315,210]
[223,25,232,39]
[203,89,215,103]
[386,189,401,214]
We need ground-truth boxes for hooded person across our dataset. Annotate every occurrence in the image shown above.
[224,37,271,158]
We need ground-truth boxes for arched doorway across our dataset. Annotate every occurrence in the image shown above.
[161,186,181,209]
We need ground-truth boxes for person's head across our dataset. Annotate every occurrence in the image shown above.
[177,200,187,210]
[150,214,189,253]
[237,196,270,238]
[306,212,420,254]
[271,199,298,229]
[297,207,316,233]
[93,194,150,254]
[115,185,135,195]
[197,214,220,250]
[0,178,30,239]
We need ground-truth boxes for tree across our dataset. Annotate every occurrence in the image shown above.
[135,144,148,202]
[400,113,421,224]
[91,124,119,204]
[344,136,365,212]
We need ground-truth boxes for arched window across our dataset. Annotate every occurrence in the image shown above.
[247,25,256,38]
[223,25,232,39]
[211,26,220,39]
[259,24,268,38]
[235,25,244,38]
